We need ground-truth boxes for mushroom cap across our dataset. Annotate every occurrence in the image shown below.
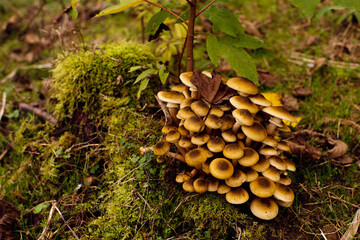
[171,84,188,94]
[237,147,259,167]
[220,114,236,131]
[193,178,209,193]
[202,159,211,174]
[184,116,205,132]
[259,146,278,156]
[162,125,177,134]
[178,125,190,136]
[226,77,258,95]
[221,129,237,142]
[158,91,185,104]
[225,187,249,204]
[165,130,181,143]
[153,140,171,156]
[205,114,222,129]
[179,71,196,88]
[191,132,210,146]
[282,158,296,172]
[268,156,287,171]
[201,70,212,78]
[262,166,282,182]
[225,169,247,187]
[262,106,297,122]
[241,122,267,142]
[251,156,270,172]
[232,109,255,126]
[249,176,276,198]
[243,167,259,182]
[191,100,210,117]
[209,158,234,179]
[199,145,214,158]
[250,198,279,220]
[276,199,294,208]
[236,131,246,140]
[209,106,224,117]
[180,97,197,109]
[230,96,259,114]
[182,179,195,192]
[207,136,226,153]
[277,141,291,152]
[185,148,208,167]
[262,135,278,148]
[178,136,194,148]
[175,172,191,183]
[273,183,295,202]
[223,143,244,160]
[177,106,197,120]
[278,174,292,185]
[217,182,231,194]
[248,94,272,107]
[207,177,220,192]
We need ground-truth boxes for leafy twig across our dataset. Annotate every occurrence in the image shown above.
[196,0,217,17]
[143,0,187,25]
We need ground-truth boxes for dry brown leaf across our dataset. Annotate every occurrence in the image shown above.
[292,85,312,97]
[24,33,40,45]
[335,155,353,165]
[310,57,326,75]
[0,199,20,240]
[258,69,278,87]
[340,209,360,240]
[327,138,348,159]
[281,94,299,111]
[284,137,322,160]
[321,225,339,240]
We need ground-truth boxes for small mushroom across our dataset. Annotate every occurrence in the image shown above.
[238,147,259,167]
[226,77,258,96]
[209,158,234,180]
[223,143,244,160]
[193,178,209,193]
[225,187,249,204]
[250,198,279,220]
[262,106,297,134]
[229,96,259,114]
[250,156,270,172]
[185,148,208,167]
[249,176,276,198]
[225,169,247,187]
[207,136,225,153]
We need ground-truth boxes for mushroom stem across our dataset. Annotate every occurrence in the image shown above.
[168,107,180,126]
[155,96,173,125]
[266,117,282,135]
[139,147,185,163]
[174,142,187,156]
[245,137,252,147]
[232,121,241,133]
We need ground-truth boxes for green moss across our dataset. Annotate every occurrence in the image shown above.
[51,41,157,121]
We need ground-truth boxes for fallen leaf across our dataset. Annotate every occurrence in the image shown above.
[283,116,303,128]
[262,92,282,106]
[327,138,348,159]
[281,94,299,111]
[191,69,221,103]
[0,198,20,240]
[305,36,320,46]
[292,85,312,97]
[285,136,322,160]
[9,52,34,62]
[340,209,360,240]
[321,225,339,240]
[335,155,353,165]
[310,57,326,75]
[257,69,278,87]
[24,33,40,45]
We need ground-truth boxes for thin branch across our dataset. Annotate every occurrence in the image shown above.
[54,205,80,240]
[1,63,52,84]
[38,201,57,240]
[186,0,197,71]
[155,96,172,125]
[0,92,6,121]
[143,0,188,25]
[19,103,57,125]
[196,0,217,17]
[178,34,187,76]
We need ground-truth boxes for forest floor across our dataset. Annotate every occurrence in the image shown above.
[0,0,359,239]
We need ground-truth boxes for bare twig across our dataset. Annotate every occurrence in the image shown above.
[143,0,187,25]
[155,96,172,125]
[0,145,11,162]
[140,146,185,162]
[186,0,197,71]
[54,205,80,240]
[196,0,217,17]
[0,92,6,121]
[19,102,57,125]
[38,201,57,240]
[1,63,53,84]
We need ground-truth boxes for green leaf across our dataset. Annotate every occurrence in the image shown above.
[71,0,80,19]
[219,39,258,84]
[289,0,321,22]
[159,67,169,85]
[333,0,360,11]
[206,34,220,67]
[221,34,264,50]
[336,9,355,25]
[314,5,346,22]
[34,203,48,214]
[129,65,143,73]
[55,148,63,156]
[94,0,143,18]
[145,10,171,34]
[203,5,244,37]
[8,109,19,119]
[137,78,150,99]
[134,69,157,84]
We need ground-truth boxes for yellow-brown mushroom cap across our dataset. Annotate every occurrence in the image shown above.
[278,174,292,185]
[153,140,171,156]
[191,100,210,117]
[241,122,268,142]
[250,198,279,220]
[249,176,276,198]
[207,136,226,153]
[248,93,272,107]
[165,130,181,143]
[223,143,244,160]
[184,116,205,132]
[179,72,196,88]
[243,167,259,182]
[207,177,220,192]
[221,129,237,143]
[230,96,259,114]
[262,166,282,182]
[225,169,247,187]
[177,106,197,120]
[180,97,197,109]
[259,146,278,156]
[162,125,178,134]
[226,77,258,95]
[268,156,287,171]
[185,148,208,167]
[178,136,194,148]
[220,114,236,131]
[232,109,255,126]
[157,91,185,104]
[217,182,231,194]
[209,106,224,117]
[225,187,249,204]
[191,132,210,146]
[238,147,259,167]
[193,178,209,194]
[182,179,195,192]
[273,183,295,202]
[209,158,234,180]
[262,106,297,122]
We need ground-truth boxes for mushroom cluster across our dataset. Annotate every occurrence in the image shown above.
[152,71,297,220]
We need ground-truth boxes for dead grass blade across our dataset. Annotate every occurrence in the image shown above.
[340,209,360,240]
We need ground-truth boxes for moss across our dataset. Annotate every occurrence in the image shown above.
[51,41,157,121]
